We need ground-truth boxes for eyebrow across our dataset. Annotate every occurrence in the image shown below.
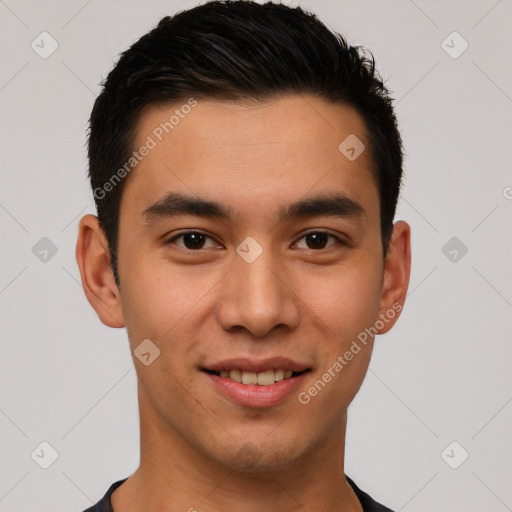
[141,191,366,224]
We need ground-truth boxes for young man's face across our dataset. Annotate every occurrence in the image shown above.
[78,95,410,472]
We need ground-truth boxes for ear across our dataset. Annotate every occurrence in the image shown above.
[376,220,411,334]
[75,214,125,328]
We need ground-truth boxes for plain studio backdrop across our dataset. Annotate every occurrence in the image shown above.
[0,1,511,511]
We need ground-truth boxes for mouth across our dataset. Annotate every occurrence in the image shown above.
[200,357,312,407]
[202,368,310,386]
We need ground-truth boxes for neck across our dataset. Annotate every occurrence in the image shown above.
[112,390,363,512]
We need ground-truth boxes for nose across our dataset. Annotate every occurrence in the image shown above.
[216,249,300,338]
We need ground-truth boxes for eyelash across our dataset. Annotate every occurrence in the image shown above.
[164,230,346,251]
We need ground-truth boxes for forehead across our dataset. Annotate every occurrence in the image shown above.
[122,95,378,222]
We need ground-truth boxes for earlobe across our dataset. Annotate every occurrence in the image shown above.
[376,220,411,335]
[75,214,125,328]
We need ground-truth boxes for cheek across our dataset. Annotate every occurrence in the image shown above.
[293,256,383,342]
[296,266,380,414]
[118,251,220,346]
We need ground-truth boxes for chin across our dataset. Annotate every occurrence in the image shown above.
[209,437,307,473]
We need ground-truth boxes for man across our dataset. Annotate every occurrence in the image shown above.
[76,1,411,510]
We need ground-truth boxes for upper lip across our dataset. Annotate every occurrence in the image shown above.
[203,357,310,374]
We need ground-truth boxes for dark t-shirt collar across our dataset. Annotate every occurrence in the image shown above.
[81,475,394,512]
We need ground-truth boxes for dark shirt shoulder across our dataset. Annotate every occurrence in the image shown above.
[80,478,127,512]
[346,475,395,512]
[81,475,394,512]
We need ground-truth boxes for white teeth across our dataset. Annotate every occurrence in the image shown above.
[241,372,258,385]
[218,369,299,385]
[257,369,275,386]
[274,369,285,381]
[229,369,242,382]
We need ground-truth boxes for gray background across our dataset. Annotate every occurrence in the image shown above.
[0,0,511,511]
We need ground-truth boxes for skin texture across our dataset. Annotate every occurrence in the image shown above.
[76,95,411,512]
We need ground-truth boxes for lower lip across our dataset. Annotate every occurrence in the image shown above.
[203,371,309,408]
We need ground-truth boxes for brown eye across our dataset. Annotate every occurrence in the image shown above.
[294,232,343,250]
[166,231,219,250]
